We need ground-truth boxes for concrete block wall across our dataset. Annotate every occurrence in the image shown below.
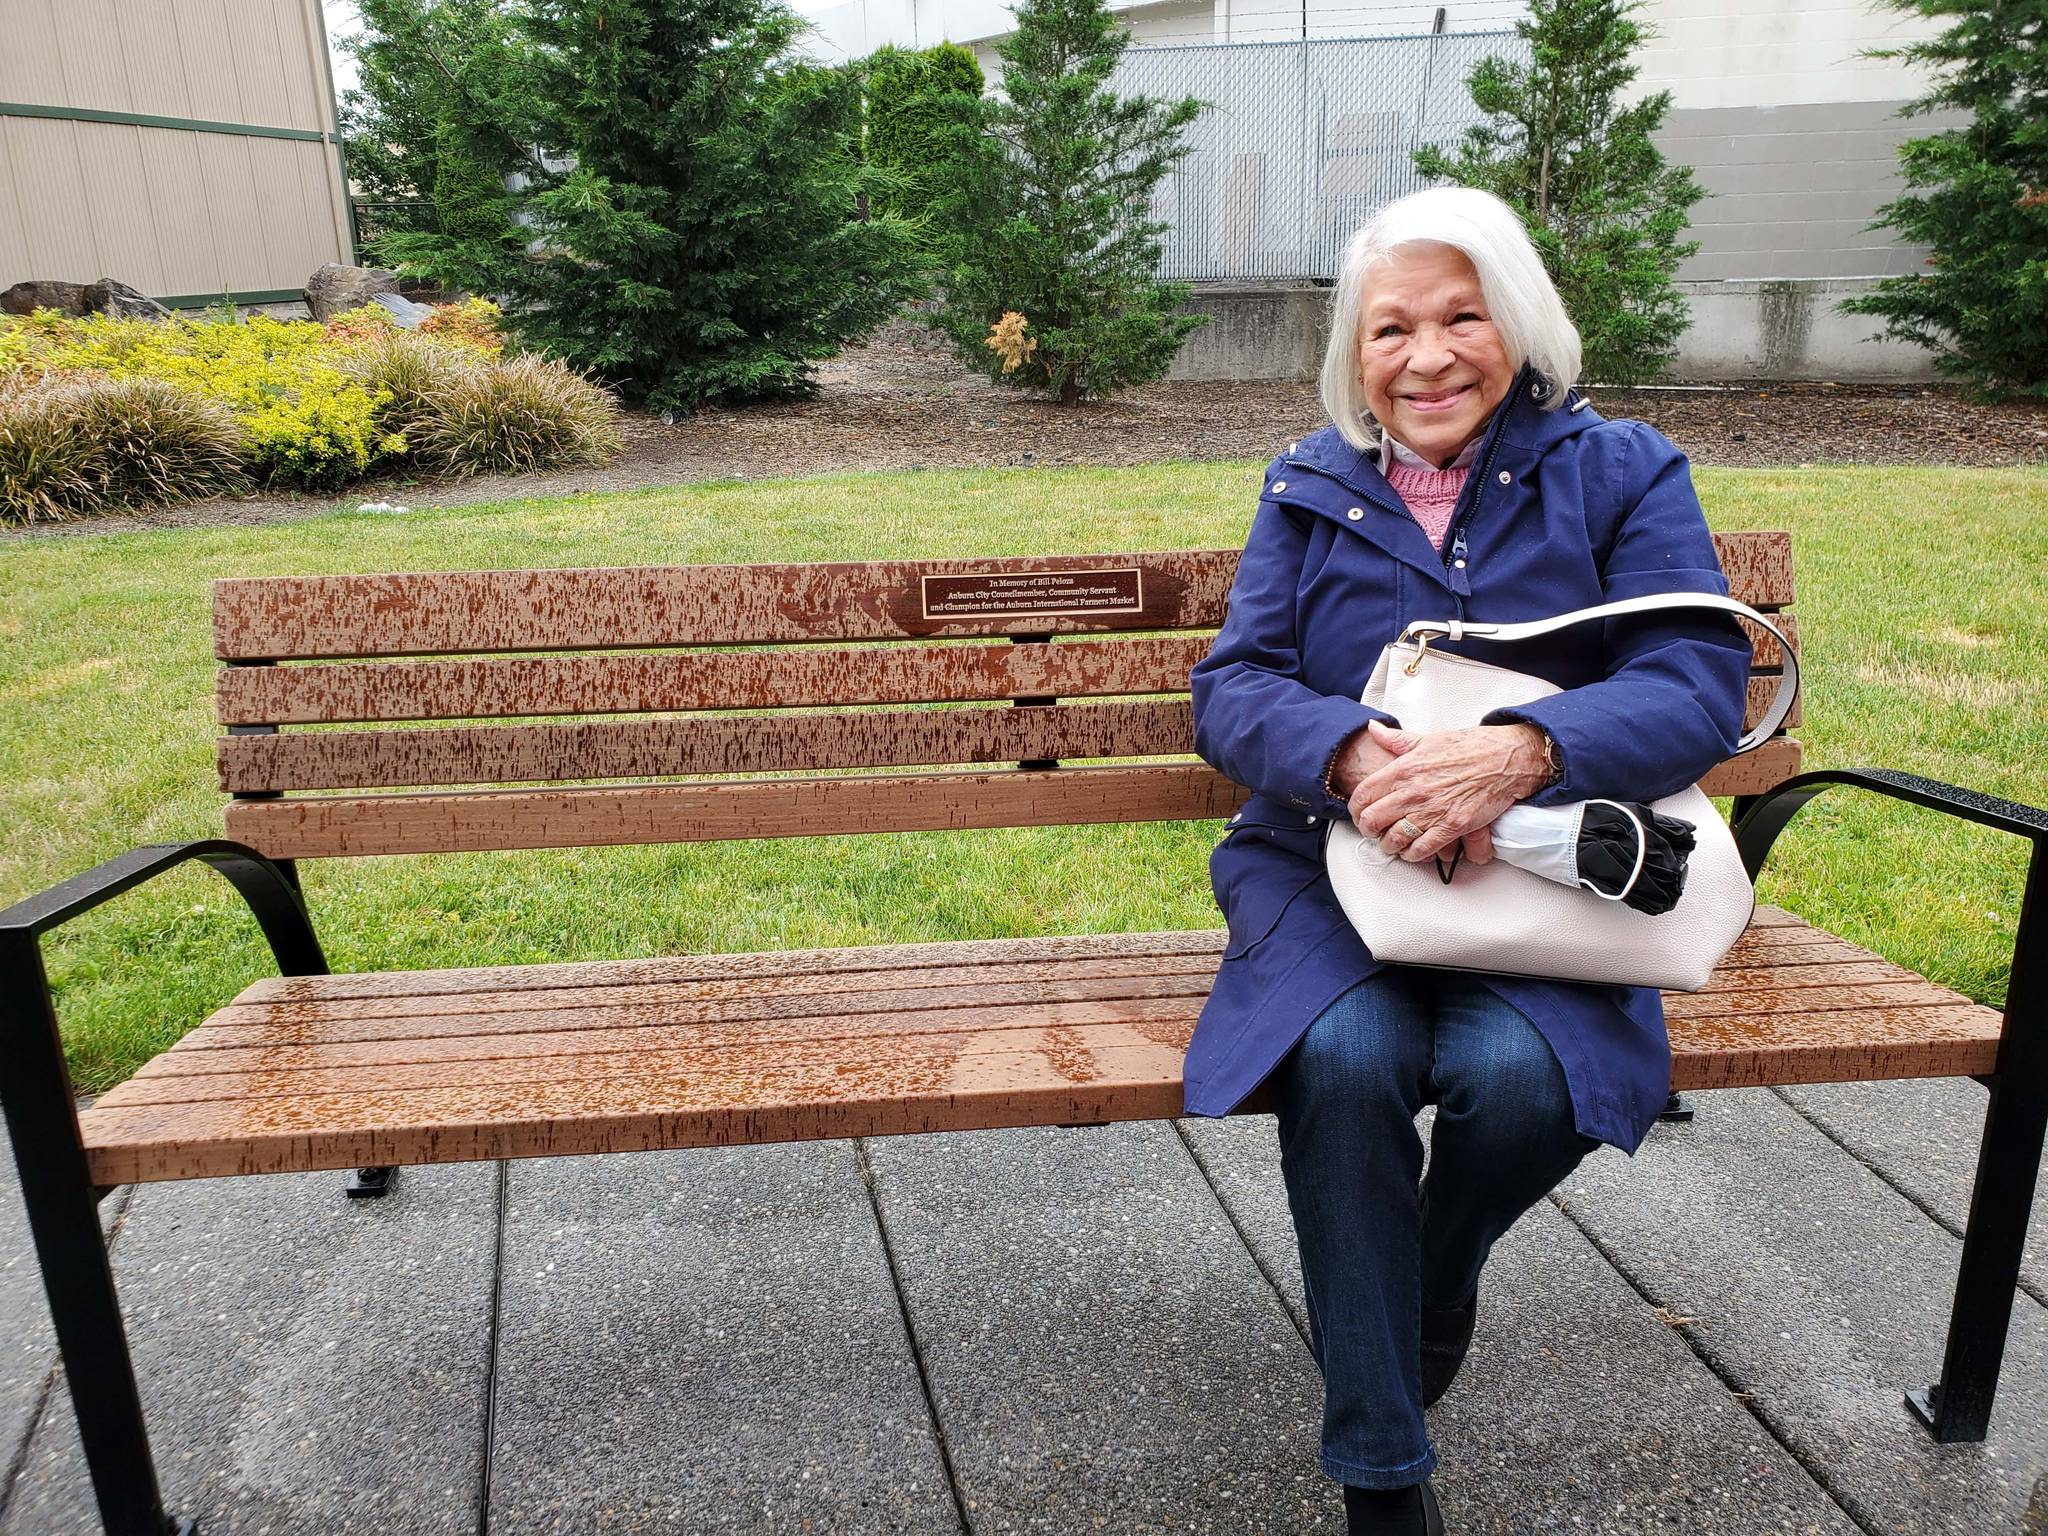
[1655,101,1966,284]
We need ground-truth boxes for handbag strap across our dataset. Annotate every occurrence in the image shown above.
[1398,592,1798,756]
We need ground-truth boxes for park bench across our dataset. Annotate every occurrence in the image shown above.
[3,537,2044,1536]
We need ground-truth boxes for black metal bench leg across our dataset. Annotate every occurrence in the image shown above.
[344,1166,396,1198]
[1657,1092,1694,1122]
[1906,844,2048,1444]
[0,933,191,1534]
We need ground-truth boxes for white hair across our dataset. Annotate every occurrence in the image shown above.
[1318,186,1583,452]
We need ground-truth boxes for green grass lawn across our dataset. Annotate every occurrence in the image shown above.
[3,460,2044,1092]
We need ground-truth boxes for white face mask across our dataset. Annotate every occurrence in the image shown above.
[1483,801,1647,900]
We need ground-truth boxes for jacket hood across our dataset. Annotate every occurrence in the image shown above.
[1285,364,1605,479]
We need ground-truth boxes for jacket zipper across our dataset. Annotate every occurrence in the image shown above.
[1283,365,1534,616]
[1438,367,1532,602]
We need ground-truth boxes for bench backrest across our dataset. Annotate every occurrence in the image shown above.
[213,538,1801,861]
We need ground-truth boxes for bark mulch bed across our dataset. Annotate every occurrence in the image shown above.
[12,314,2045,538]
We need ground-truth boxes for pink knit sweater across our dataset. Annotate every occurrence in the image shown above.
[1383,460,1469,551]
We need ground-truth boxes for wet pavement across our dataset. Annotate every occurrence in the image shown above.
[1,1082,2042,1534]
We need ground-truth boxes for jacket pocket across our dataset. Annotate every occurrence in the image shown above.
[1212,820,1328,960]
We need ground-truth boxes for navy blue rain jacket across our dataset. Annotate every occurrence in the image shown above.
[1181,366,1754,1155]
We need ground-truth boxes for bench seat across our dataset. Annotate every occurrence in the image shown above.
[78,905,2003,1187]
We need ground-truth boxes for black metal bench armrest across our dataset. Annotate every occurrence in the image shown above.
[0,839,326,976]
[1735,768,2048,880]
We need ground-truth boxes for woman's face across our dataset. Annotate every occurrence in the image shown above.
[1356,244,1515,468]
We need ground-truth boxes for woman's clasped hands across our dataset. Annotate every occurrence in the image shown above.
[1332,717,1553,868]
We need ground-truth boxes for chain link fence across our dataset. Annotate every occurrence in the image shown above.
[1111,30,1525,283]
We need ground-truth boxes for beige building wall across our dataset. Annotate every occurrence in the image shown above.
[0,0,354,304]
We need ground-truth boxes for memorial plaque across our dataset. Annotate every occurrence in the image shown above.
[921,567,1144,620]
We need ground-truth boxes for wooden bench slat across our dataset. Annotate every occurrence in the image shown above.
[175,973,1220,1051]
[233,929,1230,1006]
[212,552,1238,660]
[1662,978,1978,1020]
[147,992,1218,1079]
[218,744,1802,861]
[218,699,1200,793]
[1696,958,1923,993]
[222,763,1254,858]
[215,636,1217,726]
[1739,613,1798,672]
[218,685,1795,794]
[1668,1005,2002,1091]
[96,1010,1214,1110]
[216,620,1799,728]
[211,538,1789,661]
[199,951,1228,1030]
[194,949,1898,1043]
[80,1039,1201,1185]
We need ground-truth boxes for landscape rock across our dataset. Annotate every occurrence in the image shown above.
[82,279,170,321]
[304,262,401,322]
[370,291,430,329]
[1,280,91,317]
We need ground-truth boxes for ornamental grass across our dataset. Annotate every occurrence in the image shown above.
[414,353,624,477]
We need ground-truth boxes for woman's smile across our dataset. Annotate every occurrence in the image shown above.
[1399,382,1477,412]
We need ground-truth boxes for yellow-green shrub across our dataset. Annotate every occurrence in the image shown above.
[242,367,405,492]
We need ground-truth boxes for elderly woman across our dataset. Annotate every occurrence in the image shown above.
[1182,186,1753,1535]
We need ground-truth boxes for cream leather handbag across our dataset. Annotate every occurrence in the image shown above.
[1323,593,1801,992]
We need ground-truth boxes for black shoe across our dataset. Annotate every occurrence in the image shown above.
[1420,1289,1477,1409]
[1343,1476,1447,1535]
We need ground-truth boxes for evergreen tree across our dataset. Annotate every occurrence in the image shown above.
[374,0,921,413]
[1414,0,1703,385]
[430,111,515,245]
[929,0,1206,403]
[1840,0,2048,399]
[339,0,522,225]
[865,43,984,235]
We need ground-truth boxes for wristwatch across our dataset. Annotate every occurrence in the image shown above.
[1537,727,1566,787]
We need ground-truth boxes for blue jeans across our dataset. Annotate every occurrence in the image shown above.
[1268,966,1603,1489]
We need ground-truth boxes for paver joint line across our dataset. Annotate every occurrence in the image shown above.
[1545,1185,1887,1536]
[475,1160,509,1536]
[851,1137,973,1536]
[1170,1119,1314,1356]
[1769,1084,2048,1311]
[0,1183,137,1530]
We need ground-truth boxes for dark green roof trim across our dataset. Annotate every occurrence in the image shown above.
[155,290,307,310]
[0,102,329,143]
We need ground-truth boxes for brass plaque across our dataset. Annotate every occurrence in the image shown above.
[921,567,1144,619]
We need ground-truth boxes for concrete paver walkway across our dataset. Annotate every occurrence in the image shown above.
[1,1080,2042,1534]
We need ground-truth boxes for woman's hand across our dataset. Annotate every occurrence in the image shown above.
[1342,719,1551,864]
